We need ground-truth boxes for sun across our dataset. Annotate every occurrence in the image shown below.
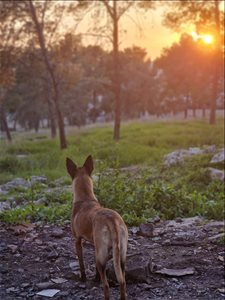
[191,32,214,45]
[202,34,214,44]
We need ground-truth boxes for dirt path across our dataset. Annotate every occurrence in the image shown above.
[0,217,224,300]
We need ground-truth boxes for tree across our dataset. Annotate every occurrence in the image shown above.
[28,0,67,148]
[68,0,154,140]
[156,34,214,118]
[119,46,154,118]
[163,0,224,124]
[0,1,23,141]
[100,0,156,140]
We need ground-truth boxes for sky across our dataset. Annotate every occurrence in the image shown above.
[61,1,225,61]
[118,6,181,60]
[73,4,181,60]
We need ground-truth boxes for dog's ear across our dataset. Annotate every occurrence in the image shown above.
[83,155,93,176]
[66,157,77,179]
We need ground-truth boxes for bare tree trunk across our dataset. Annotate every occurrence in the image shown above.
[202,105,206,119]
[0,101,12,142]
[210,0,220,125]
[46,80,57,138]
[28,0,67,148]
[112,1,121,141]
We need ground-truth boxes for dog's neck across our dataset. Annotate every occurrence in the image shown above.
[72,175,97,203]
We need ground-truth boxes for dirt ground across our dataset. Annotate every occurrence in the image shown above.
[0,217,224,300]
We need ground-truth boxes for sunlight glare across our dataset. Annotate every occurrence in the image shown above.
[191,32,214,45]
[202,34,214,44]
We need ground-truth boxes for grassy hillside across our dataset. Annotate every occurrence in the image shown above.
[0,118,224,181]
[0,118,224,224]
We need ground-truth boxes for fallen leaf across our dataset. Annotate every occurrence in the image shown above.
[51,277,68,284]
[155,267,195,277]
[36,289,60,297]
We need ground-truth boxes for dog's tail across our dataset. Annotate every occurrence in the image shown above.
[111,222,127,286]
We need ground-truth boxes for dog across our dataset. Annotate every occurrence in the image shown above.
[66,155,128,300]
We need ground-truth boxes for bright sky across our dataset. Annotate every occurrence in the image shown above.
[118,6,181,60]
[73,4,181,60]
[62,1,225,60]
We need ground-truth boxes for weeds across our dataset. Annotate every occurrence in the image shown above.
[0,119,224,225]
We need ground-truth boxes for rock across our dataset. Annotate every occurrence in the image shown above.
[148,216,160,223]
[218,288,225,294]
[69,261,80,271]
[129,227,139,234]
[207,167,224,181]
[51,228,64,238]
[0,201,10,212]
[210,149,224,164]
[1,178,29,191]
[155,267,195,277]
[9,223,35,235]
[0,187,7,195]
[7,244,18,253]
[138,223,154,237]
[164,148,204,166]
[203,145,216,154]
[126,258,152,282]
[166,216,203,229]
[6,287,20,293]
[30,175,47,185]
[36,282,55,289]
[34,239,43,245]
[208,233,225,241]
[36,289,60,297]
[204,221,225,232]
[175,217,183,223]
[35,197,47,205]
[51,277,68,284]
[47,250,59,260]
[21,283,30,288]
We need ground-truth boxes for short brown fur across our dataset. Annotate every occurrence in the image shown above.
[66,155,128,300]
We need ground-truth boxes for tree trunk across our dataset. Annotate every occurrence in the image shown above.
[0,102,12,142]
[184,94,189,119]
[28,0,67,148]
[46,80,57,138]
[202,105,206,119]
[210,0,220,125]
[192,107,196,118]
[112,1,121,141]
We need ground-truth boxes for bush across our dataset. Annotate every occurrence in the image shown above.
[0,156,21,173]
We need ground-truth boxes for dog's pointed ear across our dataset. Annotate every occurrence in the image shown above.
[66,157,77,179]
[83,155,93,176]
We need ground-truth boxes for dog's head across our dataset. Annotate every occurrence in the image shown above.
[66,155,94,180]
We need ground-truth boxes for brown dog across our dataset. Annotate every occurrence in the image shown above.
[66,155,128,300]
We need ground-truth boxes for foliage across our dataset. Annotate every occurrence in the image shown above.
[0,119,224,225]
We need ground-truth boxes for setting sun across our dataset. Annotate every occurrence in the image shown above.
[191,32,214,45]
[202,34,214,44]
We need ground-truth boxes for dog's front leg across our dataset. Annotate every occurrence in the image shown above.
[75,238,86,281]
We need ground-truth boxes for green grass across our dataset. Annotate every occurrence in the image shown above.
[0,118,224,224]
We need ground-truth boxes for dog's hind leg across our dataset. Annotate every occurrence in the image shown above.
[96,259,109,300]
[75,238,86,281]
[119,261,127,300]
